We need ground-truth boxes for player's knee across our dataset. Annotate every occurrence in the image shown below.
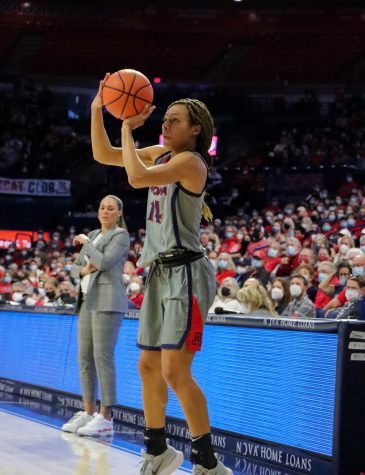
[161,363,186,390]
[138,356,159,380]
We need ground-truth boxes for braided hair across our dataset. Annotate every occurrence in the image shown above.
[167,99,214,221]
[167,98,214,167]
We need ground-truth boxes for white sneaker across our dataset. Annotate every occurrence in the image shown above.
[77,413,114,437]
[61,411,95,433]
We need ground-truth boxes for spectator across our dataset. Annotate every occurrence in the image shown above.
[315,261,339,316]
[276,237,302,276]
[215,252,236,285]
[237,284,277,316]
[296,263,317,302]
[9,281,27,305]
[57,281,77,306]
[282,274,316,318]
[43,278,59,306]
[128,280,144,309]
[243,250,271,287]
[270,277,290,315]
[243,277,260,287]
[326,276,365,319]
[209,277,245,314]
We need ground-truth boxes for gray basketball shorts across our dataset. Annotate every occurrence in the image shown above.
[137,256,216,351]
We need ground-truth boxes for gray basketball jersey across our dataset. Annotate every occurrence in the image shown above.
[138,151,208,267]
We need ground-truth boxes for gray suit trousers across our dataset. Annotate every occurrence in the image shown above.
[78,301,123,406]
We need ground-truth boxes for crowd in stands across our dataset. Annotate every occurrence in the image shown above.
[1,177,365,320]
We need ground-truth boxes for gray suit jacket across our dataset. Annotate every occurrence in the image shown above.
[71,227,130,313]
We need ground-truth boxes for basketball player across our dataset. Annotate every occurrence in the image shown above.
[91,75,232,475]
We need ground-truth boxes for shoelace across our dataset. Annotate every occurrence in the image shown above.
[69,411,84,422]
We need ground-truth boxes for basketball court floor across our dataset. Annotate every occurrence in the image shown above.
[0,390,309,475]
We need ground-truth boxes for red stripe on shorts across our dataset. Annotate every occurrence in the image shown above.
[185,294,203,352]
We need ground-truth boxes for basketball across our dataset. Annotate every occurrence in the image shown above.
[102,69,154,120]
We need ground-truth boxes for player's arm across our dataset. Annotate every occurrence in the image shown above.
[121,113,206,192]
[90,75,166,168]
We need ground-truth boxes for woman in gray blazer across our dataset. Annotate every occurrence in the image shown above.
[62,195,130,437]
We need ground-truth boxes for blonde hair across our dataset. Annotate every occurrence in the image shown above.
[237,284,277,316]
[218,277,240,299]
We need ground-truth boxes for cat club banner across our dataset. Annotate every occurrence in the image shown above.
[0,178,71,197]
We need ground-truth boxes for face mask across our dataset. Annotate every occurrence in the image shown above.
[221,287,231,297]
[236,265,247,275]
[129,282,140,292]
[339,276,348,286]
[272,226,280,234]
[352,266,364,277]
[225,232,234,239]
[25,297,37,306]
[12,292,24,302]
[3,276,11,283]
[277,213,284,219]
[46,291,56,300]
[218,260,228,270]
[347,176,353,183]
[284,209,292,215]
[336,198,342,205]
[38,288,45,297]
[236,233,243,241]
[347,219,355,226]
[328,215,336,222]
[21,250,27,256]
[271,288,284,300]
[345,288,359,302]
[287,245,297,256]
[290,284,302,298]
[340,220,348,228]
[339,244,349,254]
[64,265,72,271]
[318,272,328,283]
[317,206,324,213]
[29,264,38,272]
[268,248,278,258]
[251,259,263,268]
[322,224,331,232]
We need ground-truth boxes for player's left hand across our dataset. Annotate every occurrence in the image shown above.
[73,234,90,245]
[122,104,156,131]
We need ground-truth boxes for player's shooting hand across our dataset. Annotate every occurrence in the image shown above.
[91,73,110,110]
[122,104,156,131]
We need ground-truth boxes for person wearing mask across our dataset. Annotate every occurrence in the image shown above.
[218,225,240,255]
[276,237,302,277]
[57,281,77,306]
[209,277,245,314]
[42,278,59,306]
[237,284,277,316]
[243,251,271,287]
[296,264,317,302]
[326,275,365,319]
[282,274,316,318]
[315,261,339,316]
[215,252,237,285]
[245,225,269,257]
[9,281,27,305]
[334,235,355,264]
[128,278,144,309]
[270,278,290,315]
[62,195,130,438]
[324,255,365,313]
[319,261,351,299]
[264,241,282,274]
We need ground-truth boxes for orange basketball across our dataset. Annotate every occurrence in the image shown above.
[102,69,154,120]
